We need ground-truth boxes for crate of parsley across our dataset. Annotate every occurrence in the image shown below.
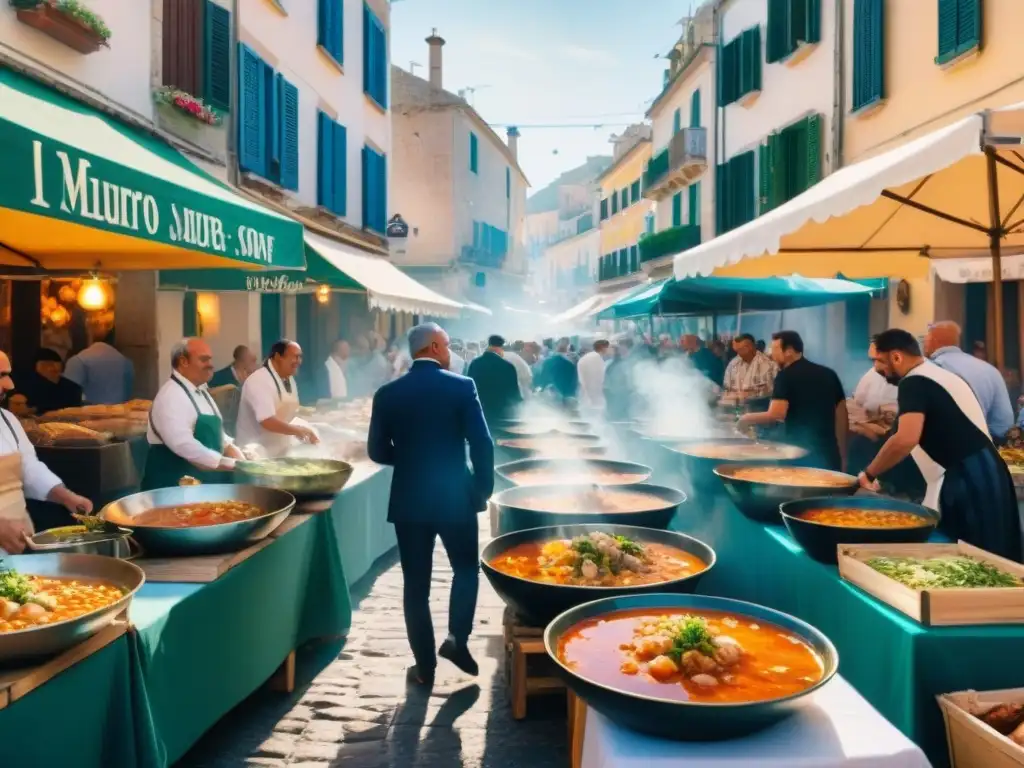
[10,0,111,54]
[837,541,1024,626]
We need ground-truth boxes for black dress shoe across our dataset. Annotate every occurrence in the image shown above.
[438,638,478,676]
[406,665,435,687]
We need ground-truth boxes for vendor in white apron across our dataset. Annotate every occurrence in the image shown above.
[860,330,1022,561]
[0,351,92,553]
[141,339,244,490]
[235,340,319,458]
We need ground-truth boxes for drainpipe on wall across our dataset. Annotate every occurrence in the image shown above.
[831,0,845,171]
[227,0,241,187]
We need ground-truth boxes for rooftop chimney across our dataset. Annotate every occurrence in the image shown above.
[426,29,445,89]
[507,126,520,161]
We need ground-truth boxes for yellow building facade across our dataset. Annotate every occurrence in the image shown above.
[597,138,654,287]
[842,0,1024,345]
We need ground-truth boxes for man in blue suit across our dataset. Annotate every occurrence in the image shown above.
[368,323,494,686]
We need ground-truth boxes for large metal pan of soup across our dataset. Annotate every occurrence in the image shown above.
[492,483,686,535]
[630,424,739,445]
[494,422,594,439]
[496,435,606,461]
[780,496,940,564]
[668,438,807,488]
[482,525,715,624]
[714,464,858,523]
[101,485,296,556]
[495,458,653,488]
[545,593,837,741]
[0,554,144,663]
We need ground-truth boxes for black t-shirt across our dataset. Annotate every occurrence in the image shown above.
[897,376,991,469]
[12,371,83,415]
[772,357,845,469]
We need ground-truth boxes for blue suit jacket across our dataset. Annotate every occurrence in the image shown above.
[368,360,494,524]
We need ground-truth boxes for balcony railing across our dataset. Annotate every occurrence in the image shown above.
[642,127,708,201]
[639,224,701,264]
[460,245,505,268]
[598,248,641,282]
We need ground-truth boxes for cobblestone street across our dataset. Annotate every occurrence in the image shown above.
[179,516,568,768]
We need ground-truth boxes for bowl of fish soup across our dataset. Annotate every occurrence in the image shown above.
[715,464,858,523]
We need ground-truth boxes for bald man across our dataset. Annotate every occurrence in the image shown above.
[0,351,92,552]
[142,338,245,489]
[368,323,493,686]
[925,321,1014,440]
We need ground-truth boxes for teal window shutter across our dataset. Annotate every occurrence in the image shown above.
[758,141,770,214]
[620,188,628,209]
[766,0,787,62]
[361,145,386,232]
[852,0,885,110]
[673,108,681,134]
[629,245,638,272]
[804,0,822,44]
[238,45,267,176]
[630,179,641,203]
[769,131,786,207]
[600,198,608,220]
[688,182,699,226]
[672,192,682,227]
[956,0,981,57]
[278,75,300,191]
[805,113,822,189]
[317,111,334,209]
[611,192,619,215]
[714,162,727,233]
[363,4,387,107]
[333,121,348,216]
[690,89,701,127]
[318,0,343,64]
[361,146,371,229]
[469,132,478,173]
[936,0,959,61]
[203,2,231,111]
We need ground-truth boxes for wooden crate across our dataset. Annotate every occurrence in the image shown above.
[503,607,564,719]
[939,688,1024,767]
[837,541,1024,626]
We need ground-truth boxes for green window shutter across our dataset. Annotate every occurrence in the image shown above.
[957,0,981,54]
[758,142,770,214]
[611,193,619,215]
[183,291,198,336]
[936,0,959,61]
[672,192,682,227]
[715,162,728,233]
[469,132,478,173]
[673,108,681,134]
[621,188,628,209]
[805,113,822,189]
[690,89,701,127]
[238,45,267,176]
[688,182,699,226]
[278,75,300,191]
[852,0,885,110]
[804,0,822,44]
[718,40,741,106]
[766,0,787,62]
[332,121,348,216]
[203,2,231,111]
[768,131,786,208]
[629,245,638,272]
[630,180,641,203]
[317,111,334,209]
[739,27,762,97]
[600,198,608,220]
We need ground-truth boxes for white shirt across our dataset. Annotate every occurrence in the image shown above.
[723,352,778,394]
[853,367,899,413]
[147,372,233,470]
[0,410,62,501]
[236,365,299,448]
[325,357,347,399]
[503,351,533,397]
[577,351,607,409]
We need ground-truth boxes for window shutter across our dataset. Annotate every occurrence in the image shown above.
[363,6,386,107]
[163,0,202,94]
[469,132,478,173]
[183,291,199,336]
[690,89,701,127]
[957,0,981,53]
[600,198,608,220]
[332,121,348,216]
[318,0,343,62]
[804,0,822,44]
[739,27,762,96]
[805,113,822,189]
[688,182,699,226]
[362,146,372,230]
[672,192,682,227]
[631,180,640,203]
[278,76,300,191]
[377,151,388,233]
[766,0,786,62]
[267,64,280,172]
[203,1,231,110]
[317,112,334,209]
[611,193,619,215]
[768,131,786,208]
[936,0,958,60]
[758,142,770,214]
[238,44,267,176]
[629,245,638,272]
[621,188,628,209]
[852,0,884,110]
[673,109,681,134]
[790,0,807,48]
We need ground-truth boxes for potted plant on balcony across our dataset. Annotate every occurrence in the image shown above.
[153,87,223,129]
[10,0,111,54]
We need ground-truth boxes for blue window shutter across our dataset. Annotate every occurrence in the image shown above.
[363,4,386,107]
[333,121,348,216]
[473,221,480,248]
[672,108,681,134]
[318,0,343,63]
[690,89,701,128]
[317,111,334,208]
[238,45,267,176]
[279,76,300,191]
[266,64,280,174]
[377,150,387,232]
[203,2,231,111]
[361,145,371,228]
[469,132,478,173]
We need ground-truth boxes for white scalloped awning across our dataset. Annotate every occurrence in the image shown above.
[305,232,464,318]
[675,103,1024,280]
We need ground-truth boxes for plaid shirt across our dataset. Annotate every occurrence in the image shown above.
[723,351,778,394]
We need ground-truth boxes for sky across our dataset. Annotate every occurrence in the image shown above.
[390,0,693,192]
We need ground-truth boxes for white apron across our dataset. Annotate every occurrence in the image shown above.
[902,361,991,510]
[261,362,302,458]
[0,412,32,545]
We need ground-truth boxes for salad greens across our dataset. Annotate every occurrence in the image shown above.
[867,555,1023,590]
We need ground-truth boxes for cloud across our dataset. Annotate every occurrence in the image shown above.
[561,45,615,64]
[471,35,542,63]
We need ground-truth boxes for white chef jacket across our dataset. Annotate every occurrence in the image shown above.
[147,372,234,470]
[235,364,300,448]
[853,367,899,413]
[0,410,62,500]
[503,351,533,398]
[325,356,348,398]
[577,350,607,409]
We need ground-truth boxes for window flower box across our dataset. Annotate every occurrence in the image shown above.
[11,0,111,54]
[153,87,223,128]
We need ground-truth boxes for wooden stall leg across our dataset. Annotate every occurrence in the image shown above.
[269,650,296,693]
[570,694,587,768]
[511,642,528,720]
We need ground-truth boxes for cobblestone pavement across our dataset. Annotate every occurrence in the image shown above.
[179,517,568,768]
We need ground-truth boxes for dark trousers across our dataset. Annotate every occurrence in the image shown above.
[940,446,1023,562]
[394,517,480,674]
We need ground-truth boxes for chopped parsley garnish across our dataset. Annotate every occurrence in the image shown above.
[662,615,716,660]
[867,556,1023,590]
[614,535,644,557]
[0,568,32,604]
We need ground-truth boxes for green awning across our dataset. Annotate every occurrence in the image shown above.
[600,276,881,319]
[0,68,304,271]
[160,246,360,293]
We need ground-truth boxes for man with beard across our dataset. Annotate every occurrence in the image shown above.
[862,329,1021,560]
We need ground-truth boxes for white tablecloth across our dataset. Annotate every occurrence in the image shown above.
[581,676,932,768]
